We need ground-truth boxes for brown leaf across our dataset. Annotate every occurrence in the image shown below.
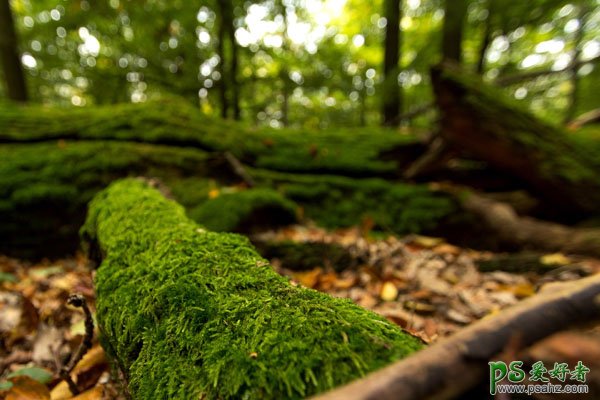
[318,271,338,291]
[333,275,357,290]
[6,376,50,400]
[433,243,461,256]
[291,268,322,289]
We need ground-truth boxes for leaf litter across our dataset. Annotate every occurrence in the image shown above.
[1,224,599,399]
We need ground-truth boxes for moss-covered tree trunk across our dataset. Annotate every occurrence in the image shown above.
[432,62,600,218]
[0,99,423,176]
[82,179,423,400]
[0,100,457,259]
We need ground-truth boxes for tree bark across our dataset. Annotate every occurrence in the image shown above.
[460,191,600,258]
[227,2,240,120]
[563,6,588,124]
[0,0,28,102]
[312,273,600,400]
[382,0,402,126]
[431,62,600,216]
[216,0,229,119]
[441,0,468,63]
[476,0,495,74]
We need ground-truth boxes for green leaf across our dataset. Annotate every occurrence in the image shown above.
[0,272,17,283]
[0,381,13,390]
[7,367,54,384]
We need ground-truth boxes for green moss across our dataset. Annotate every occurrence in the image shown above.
[0,98,419,176]
[1,140,455,258]
[189,188,298,232]
[82,179,423,400]
[0,141,211,257]
[253,169,457,234]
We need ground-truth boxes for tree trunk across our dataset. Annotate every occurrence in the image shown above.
[441,0,468,63]
[227,2,240,120]
[216,0,229,119]
[476,0,494,74]
[563,6,588,124]
[0,0,28,102]
[382,0,402,126]
[431,62,600,217]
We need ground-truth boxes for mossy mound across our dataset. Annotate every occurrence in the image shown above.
[0,98,421,176]
[255,170,457,234]
[0,140,456,258]
[189,188,298,232]
[0,141,211,257]
[82,179,423,399]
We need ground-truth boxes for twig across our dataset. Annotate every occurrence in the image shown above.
[58,294,94,396]
[224,151,255,187]
[0,351,32,375]
[403,136,453,179]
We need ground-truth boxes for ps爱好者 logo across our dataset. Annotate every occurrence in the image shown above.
[489,360,590,396]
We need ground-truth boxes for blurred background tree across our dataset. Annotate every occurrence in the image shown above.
[1,0,598,128]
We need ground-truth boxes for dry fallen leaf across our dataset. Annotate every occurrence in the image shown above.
[540,253,571,266]
[333,275,357,290]
[380,282,398,302]
[410,236,445,249]
[6,376,50,400]
[291,268,322,288]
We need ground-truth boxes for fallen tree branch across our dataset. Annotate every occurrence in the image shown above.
[460,192,600,258]
[403,136,453,179]
[312,273,600,400]
[224,151,255,187]
[567,108,600,130]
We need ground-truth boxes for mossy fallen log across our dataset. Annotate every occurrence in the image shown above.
[1,141,457,258]
[432,62,600,217]
[253,169,457,234]
[0,98,423,176]
[0,141,296,257]
[81,179,423,399]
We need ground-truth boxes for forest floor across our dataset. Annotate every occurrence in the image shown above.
[1,225,600,399]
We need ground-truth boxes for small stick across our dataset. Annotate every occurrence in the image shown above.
[59,294,94,395]
[224,151,255,187]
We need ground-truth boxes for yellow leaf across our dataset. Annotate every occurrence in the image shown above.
[411,235,444,248]
[208,189,220,199]
[540,253,571,265]
[380,281,398,302]
[50,381,71,400]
